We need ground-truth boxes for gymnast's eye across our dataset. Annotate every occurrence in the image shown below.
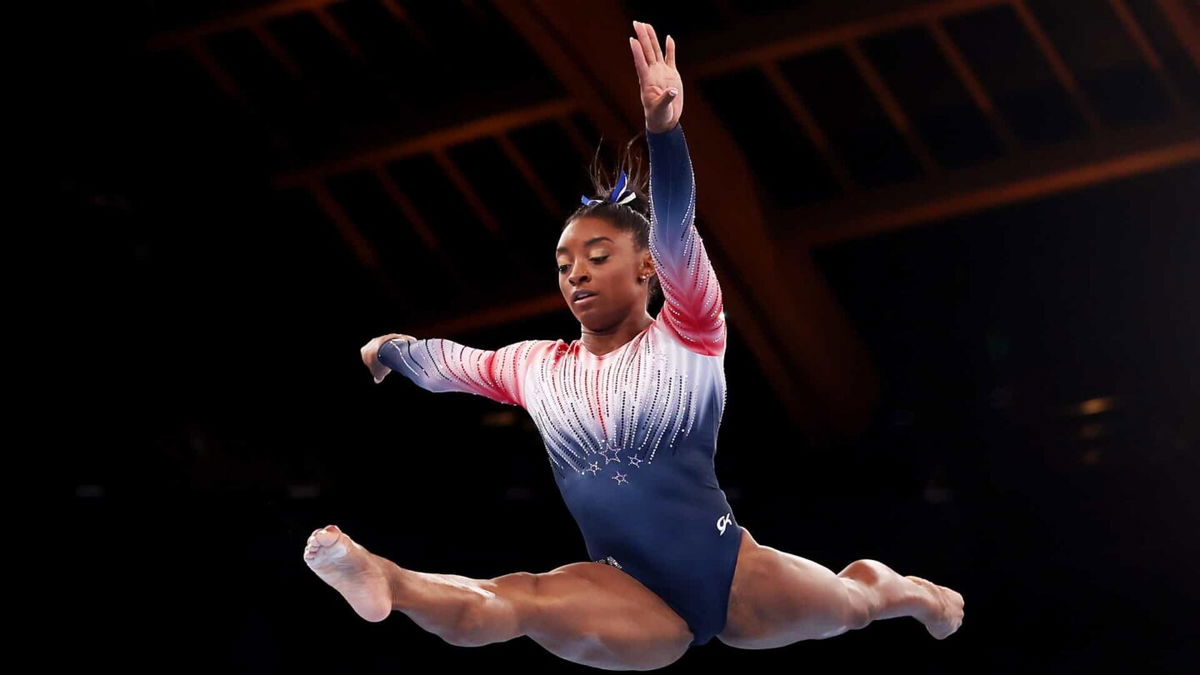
[558,257,608,274]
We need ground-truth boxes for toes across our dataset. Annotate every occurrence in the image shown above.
[315,528,342,546]
[304,526,348,560]
[304,533,325,555]
[308,526,341,541]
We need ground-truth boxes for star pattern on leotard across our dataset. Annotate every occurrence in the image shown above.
[596,438,625,465]
[612,471,629,485]
[626,453,643,468]
[585,461,601,476]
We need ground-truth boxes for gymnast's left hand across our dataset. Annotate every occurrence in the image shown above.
[629,20,683,134]
[361,333,416,384]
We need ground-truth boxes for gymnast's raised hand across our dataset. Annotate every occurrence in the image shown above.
[629,20,683,134]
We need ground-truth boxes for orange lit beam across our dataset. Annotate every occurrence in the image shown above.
[379,0,429,44]
[1155,0,1200,72]
[557,116,595,161]
[183,40,244,102]
[372,165,471,296]
[845,39,940,175]
[788,119,1200,248]
[432,148,502,236]
[312,5,364,60]
[761,61,857,193]
[497,133,562,217]
[690,0,1006,79]
[148,0,347,48]
[372,166,441,254]
[927,18,1021,153]
[249,24,301,79]
[1011,0,1103,135]
[307,179,380,270]
[274,99,581,188]
[1109,0,1186,113]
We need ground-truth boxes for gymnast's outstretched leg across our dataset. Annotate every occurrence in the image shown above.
[717,528,964,649]
[304,525,693,671]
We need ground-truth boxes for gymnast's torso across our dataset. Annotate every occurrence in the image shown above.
[378,123,742,646]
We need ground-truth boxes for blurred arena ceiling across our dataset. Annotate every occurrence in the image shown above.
[139,0,1199,435]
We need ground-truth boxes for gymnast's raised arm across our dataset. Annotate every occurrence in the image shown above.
[630,25,726,356]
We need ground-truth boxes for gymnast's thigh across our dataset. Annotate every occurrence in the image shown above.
[516,561,694,670]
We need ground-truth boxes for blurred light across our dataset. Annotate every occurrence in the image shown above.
[1081,449,1102,465]
[482,410,520,427]
[1074,396,1117,416]
[1079,423,1105,440]
[923,483,951,504]
[288,483,320,499]
[76,484,104,498]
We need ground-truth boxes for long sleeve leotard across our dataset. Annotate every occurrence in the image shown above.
[377,123,739,646]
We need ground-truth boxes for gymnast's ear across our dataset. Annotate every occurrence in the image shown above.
[639,251,655,276]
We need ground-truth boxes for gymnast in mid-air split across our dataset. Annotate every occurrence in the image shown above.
[305,20,963,671]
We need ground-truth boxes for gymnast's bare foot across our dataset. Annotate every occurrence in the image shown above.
[304,525,393,622]
[906,575,964,639]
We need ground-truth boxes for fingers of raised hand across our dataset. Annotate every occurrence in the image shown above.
[629,34,648,77]
[645,22,664,61]
[665,34,676,68]
[632,20,658,65]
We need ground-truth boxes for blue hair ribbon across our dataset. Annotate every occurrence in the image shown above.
[580,171,638,206]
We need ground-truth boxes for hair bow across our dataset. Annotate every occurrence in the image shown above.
[580,171,638,206]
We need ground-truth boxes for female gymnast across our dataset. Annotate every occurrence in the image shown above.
[305,20,963,671]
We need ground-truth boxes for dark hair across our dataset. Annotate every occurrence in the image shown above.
[563,131,663,310]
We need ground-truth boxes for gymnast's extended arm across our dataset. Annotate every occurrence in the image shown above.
[361,332,537,408]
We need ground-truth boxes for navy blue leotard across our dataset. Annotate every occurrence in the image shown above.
[378,122,742,647]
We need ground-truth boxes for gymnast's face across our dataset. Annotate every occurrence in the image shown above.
[557,216,654,329]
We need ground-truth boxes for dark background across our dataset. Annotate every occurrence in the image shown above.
[56,1,1198,672]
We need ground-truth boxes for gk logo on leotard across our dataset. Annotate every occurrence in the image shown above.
[716,512,733,536]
